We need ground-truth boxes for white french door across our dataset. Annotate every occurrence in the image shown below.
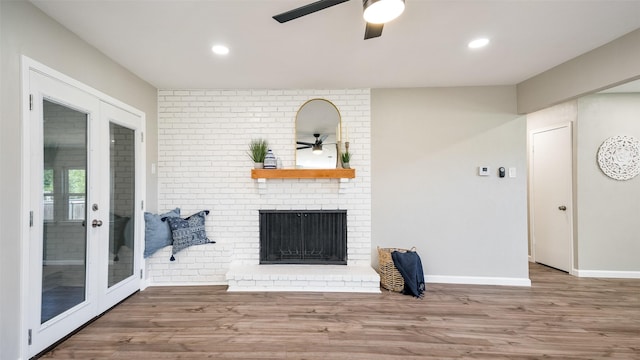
[99,101,143,309]
[26,66,143,357]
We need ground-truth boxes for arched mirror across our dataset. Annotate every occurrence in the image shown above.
[295,99,341,169]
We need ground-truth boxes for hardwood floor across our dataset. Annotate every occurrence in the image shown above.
[40,263,640,359]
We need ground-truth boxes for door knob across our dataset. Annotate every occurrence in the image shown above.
[558,205,567,211]
[92,219,103,227]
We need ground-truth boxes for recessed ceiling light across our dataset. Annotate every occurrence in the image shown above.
[468,38,490,49]
[211,45,230,55]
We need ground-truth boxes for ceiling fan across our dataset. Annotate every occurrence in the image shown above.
[273,0,406,40]
[297,133,328,154]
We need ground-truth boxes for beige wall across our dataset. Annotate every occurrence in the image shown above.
[520,27,640,275]
[526,94,640,274]
[371,87,530,283]
[576,93,640,272]
[0,2,157,358]
[517,28,640,114]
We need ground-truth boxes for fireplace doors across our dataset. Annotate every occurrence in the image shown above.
[259,210,347,265]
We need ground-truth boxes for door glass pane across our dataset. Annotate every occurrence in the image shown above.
[108,122,135,287]
[41,100,87,324]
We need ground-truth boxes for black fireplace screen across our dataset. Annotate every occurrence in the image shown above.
[259,210,347,265]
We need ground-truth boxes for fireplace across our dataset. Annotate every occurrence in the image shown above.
[259,210,347,265]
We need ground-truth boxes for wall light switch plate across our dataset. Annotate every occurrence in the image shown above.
[509,167,516,178]
[478,166,490,176]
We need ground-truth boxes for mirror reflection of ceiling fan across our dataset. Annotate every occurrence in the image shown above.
[272,0,406,40]
[297,133,329,154]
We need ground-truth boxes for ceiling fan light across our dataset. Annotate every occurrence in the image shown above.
[312,144,323,154]
[363,0,405,24]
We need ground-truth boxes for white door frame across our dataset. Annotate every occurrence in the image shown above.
[528,122,575,274]
[20,56,146,358]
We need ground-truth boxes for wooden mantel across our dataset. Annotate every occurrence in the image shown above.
[251,168,355,179]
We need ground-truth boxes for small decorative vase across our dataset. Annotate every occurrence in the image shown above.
[254,162,264,169]
[342,162,350,169]
[264,149,277,169]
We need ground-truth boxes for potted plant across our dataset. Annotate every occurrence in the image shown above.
[341,151,351,169]
[248,138,269,168]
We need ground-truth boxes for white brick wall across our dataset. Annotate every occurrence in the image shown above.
[147,89,371,286]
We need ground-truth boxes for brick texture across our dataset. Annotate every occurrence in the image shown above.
[148,89,372,286]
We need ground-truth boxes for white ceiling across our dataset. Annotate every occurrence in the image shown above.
[31,0,640,90]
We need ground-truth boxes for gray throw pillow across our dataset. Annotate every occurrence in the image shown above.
[166,210,214,261]
[143,208,181,258]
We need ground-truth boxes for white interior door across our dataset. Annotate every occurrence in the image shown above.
[27,68,143,357]
[531,124,573,272]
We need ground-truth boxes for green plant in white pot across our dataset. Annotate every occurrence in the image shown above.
[248,138,268,168]
[341,151,351,169]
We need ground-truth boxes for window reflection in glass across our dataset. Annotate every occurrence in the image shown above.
[41,99,88,324]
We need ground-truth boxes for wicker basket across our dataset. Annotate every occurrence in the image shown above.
[377,246,415,292]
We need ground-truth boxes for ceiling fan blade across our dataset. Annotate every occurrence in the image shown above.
[297,145,312,150]
[273,0,350,23]
[297,141,314,146]
[319,134,329,142]
[364,22,384,39]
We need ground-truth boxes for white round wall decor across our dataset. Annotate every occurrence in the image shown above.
[597,135,640,181]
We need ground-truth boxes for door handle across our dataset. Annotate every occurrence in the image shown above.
[558,205,567,211]
[92,219,103,227]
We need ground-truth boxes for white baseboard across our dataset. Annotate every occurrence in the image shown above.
[146,281,228,287]
[574,269,640,279]
[151,277,537,288]
[426,274,531,287]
